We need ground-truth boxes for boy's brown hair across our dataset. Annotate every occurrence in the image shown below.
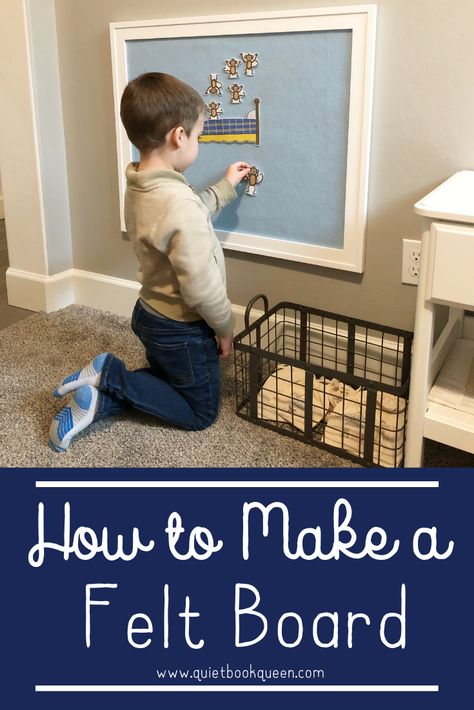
[120,72,205,153]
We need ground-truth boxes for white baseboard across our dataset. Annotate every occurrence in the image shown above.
[232,303,257,334]
[8,266,472,341]
[5,266,246,325]
[6,268,75,312]
[5,267,139,316]
[72,269,140,316]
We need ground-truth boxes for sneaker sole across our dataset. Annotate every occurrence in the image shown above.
[49,386,99,452]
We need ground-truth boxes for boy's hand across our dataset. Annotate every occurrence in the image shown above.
[225,162,251,187]
[218,334,234,358]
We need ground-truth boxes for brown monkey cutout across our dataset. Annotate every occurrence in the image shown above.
[245,166,264,196]
[224,57,241,79]
[228,83,245,104]
[204,74,223,96]
[240,52,259,76]
[206,101,223,120]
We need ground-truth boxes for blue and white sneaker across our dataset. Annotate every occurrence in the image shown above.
[49,385,99,452]
[53,353,108,397]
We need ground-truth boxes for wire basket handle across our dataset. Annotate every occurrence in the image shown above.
[244,293,269,330]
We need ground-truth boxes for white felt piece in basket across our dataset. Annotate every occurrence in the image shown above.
[256,364,405,466]
[256,364,356,433]
[324,391,405,467]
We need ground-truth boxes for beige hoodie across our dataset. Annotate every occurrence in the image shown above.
[124,163,237,337]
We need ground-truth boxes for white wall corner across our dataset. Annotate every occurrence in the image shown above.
[5,267,75,312]
[0,0,49,276]
[26,0,73,274]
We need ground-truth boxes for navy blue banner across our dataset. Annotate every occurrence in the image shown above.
[3,468,472,709]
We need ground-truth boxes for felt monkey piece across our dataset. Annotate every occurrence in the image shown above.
[206,101,223,120]
[228,83,246,104]
[240,52,259,76]
[204,73,223,96]
[245,166,264,196]
[223,57,241,79]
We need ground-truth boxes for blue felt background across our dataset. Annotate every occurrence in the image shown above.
[126,30,352,248]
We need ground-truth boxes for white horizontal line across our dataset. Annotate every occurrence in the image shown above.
[35,481,439,489]
[36,685,439,693]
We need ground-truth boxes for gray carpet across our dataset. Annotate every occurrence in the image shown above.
[1,305,473,469]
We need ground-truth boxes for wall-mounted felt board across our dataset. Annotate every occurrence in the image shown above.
[110,7,377,272]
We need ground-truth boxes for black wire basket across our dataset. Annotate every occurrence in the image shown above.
[233,295,413,467]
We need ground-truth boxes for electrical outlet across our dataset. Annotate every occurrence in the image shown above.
[402,238,421,284]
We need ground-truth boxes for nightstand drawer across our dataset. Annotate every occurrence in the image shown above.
[431,223,474,308]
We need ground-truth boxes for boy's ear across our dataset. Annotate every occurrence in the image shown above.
[168,126,185,149]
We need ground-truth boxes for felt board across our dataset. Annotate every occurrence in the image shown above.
[110,8,376,271]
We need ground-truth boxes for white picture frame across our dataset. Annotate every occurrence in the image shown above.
[110,5,376,272]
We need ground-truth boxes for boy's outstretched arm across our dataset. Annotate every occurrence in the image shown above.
[197,162,251,215]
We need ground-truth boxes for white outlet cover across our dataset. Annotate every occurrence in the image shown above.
[402,238,421,285]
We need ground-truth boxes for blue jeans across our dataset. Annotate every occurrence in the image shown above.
[95,300,221,430]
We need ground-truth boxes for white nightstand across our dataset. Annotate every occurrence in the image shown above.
[405,171,474,467]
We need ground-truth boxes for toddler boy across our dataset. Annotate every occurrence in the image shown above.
[49,72,250,452]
